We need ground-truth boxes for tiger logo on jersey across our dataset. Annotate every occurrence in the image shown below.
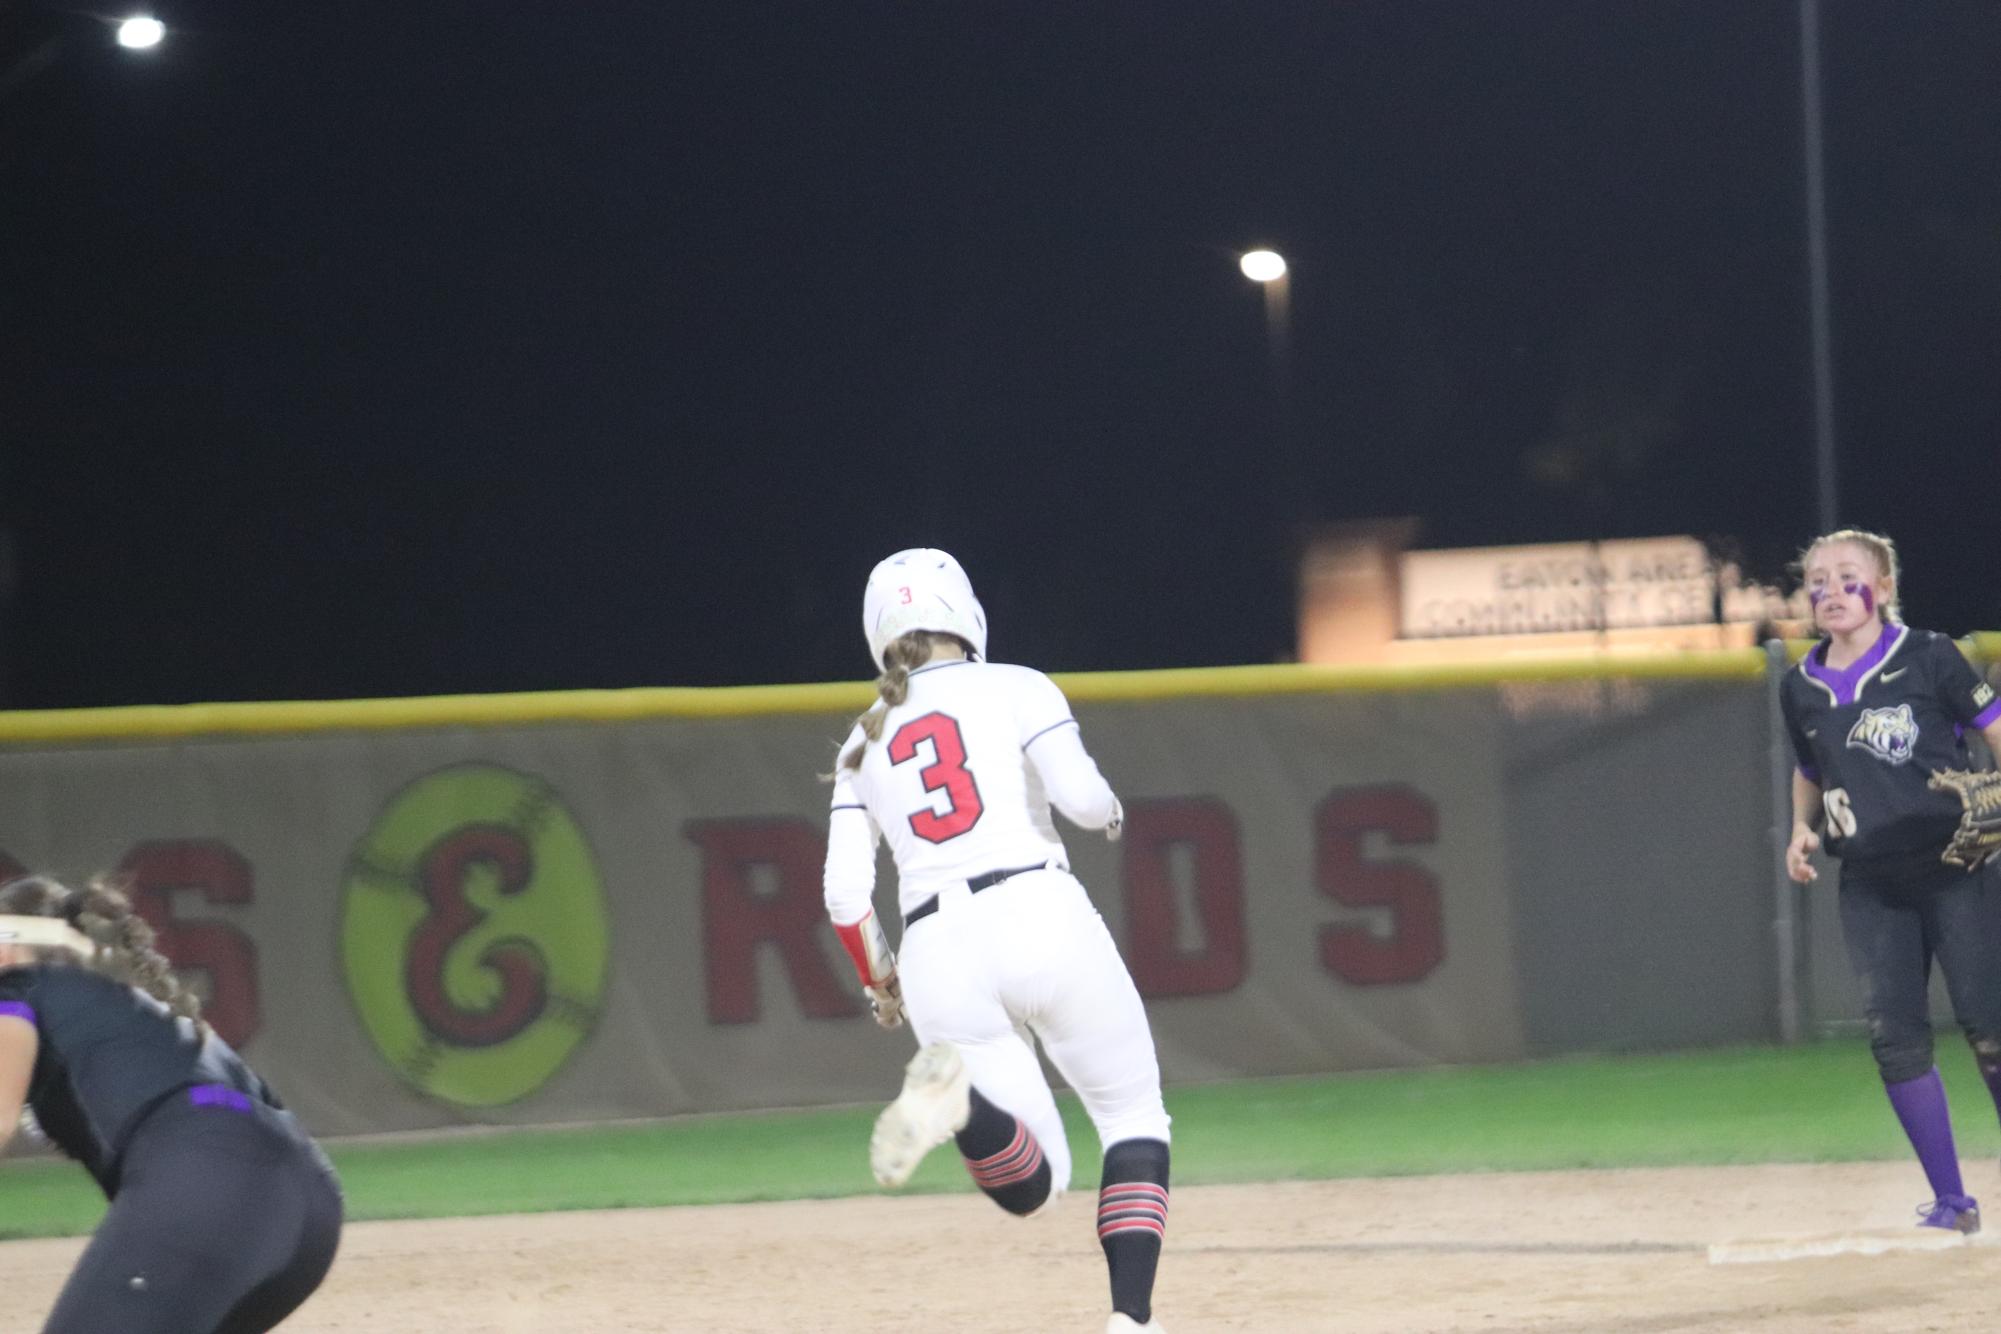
[1847,704,1919,766]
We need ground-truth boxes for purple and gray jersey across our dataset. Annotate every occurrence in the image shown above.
[0,963,280,1196]
[1780,623,2001,877]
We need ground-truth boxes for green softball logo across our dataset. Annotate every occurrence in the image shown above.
[342,764,610,1107]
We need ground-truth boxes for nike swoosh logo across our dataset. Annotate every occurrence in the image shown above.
[1881,668,1908,682]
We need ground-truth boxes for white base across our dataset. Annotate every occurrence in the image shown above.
[1707,1227,1976,1265]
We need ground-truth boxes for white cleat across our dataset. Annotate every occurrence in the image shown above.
[1106,1315,1166,1333]
[871,1042,972,1188]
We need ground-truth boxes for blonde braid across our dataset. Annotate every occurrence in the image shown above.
[838,630,965,772]
[10,878,206,1024]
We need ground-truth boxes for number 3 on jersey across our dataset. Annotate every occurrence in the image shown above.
[889,712,984,843]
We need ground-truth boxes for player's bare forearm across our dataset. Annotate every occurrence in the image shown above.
[1981,717,2001,764]
[0,1018,32,1150]
[1791,770,1823,834]
[1785,770,1825,883]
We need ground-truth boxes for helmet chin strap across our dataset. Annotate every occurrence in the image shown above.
[0,915,95,958]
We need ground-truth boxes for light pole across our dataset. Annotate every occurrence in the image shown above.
[1240,248,1291,383]
[0,525,13,707]
[1242,247,1302,528]
[1800,0,1837,532]
[0,10,165,704]
[1241,248,1293,412]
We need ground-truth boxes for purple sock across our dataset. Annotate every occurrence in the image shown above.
[1886,1069,1965,1201]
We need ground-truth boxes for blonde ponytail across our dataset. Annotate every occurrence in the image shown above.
[837,630,967,772]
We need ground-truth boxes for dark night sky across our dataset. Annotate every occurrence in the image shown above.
[1,1,1996,708]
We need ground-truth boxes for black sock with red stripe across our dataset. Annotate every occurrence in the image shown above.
[1099,1137,1170,1324]
[956,1087,1051,1216]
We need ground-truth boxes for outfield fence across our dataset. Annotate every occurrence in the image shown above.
[0,640,1991,1136]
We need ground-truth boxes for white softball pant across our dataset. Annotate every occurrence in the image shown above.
[898,867,1171,1192]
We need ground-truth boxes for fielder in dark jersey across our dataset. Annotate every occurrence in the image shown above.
[1779,530,2001,1234]
[0,876,342,1332]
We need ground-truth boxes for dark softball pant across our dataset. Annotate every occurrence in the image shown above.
[43,1089,343,1334]
[1840,859,2001,1086]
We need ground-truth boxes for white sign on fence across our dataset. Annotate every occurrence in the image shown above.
[1399,537,1717,639]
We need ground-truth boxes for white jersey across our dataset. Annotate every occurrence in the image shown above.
[822,653,1169,1181]
[824,659,1119,926]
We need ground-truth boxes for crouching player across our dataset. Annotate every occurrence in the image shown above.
[0,875,342,1332]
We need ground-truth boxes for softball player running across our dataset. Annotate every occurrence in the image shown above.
[824,549,1172,1334]
[1781,530,2001,1233]
[0,876,342,1332]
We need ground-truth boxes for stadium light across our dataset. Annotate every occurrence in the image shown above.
[115,16,166,50]
[1239,249,1287,283]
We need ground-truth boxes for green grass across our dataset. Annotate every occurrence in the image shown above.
[3,1038,1994,1241]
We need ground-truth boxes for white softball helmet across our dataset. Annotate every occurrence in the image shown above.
[862,548,988,670]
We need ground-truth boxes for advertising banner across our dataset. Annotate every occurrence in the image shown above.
[0,688,1535,1134]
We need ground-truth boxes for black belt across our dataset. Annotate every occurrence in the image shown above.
[904,863,1053,929]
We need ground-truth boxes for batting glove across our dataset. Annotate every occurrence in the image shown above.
[867,975,906,1030]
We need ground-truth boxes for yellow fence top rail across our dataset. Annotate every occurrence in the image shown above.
[0,649,1782,747]
[1052,652,1767,703]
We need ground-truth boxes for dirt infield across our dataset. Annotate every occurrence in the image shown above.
[3,1161,1998,1332]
